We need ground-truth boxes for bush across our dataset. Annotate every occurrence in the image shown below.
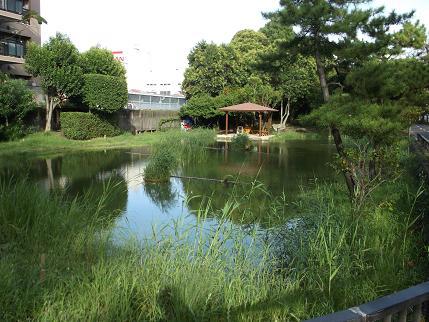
[144,148,177,182]
[158,117,180,131]
[231,134,251,150]
[0,76,37,141]
[83,74,128,113]
[61,112,122,140]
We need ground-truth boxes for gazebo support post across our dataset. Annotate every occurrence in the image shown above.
[258,112,262,137]
[225,112,229,135]
[268,112,272,132]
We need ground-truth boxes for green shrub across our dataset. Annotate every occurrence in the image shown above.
[61,112,122,140]
[144,148,177,182]
[231,133,251,150]
[83,74,128,113]
[158,117,180,131]
[0,76,37,141]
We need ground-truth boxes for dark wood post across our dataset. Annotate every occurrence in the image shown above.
[225,112,229,135]
[258,112,262,137]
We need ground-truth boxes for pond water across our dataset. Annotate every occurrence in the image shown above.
[0,138,337,241]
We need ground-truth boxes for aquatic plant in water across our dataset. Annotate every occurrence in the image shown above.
[231,134,252,150]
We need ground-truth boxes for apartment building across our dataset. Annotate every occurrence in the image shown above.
[0,0,41,78]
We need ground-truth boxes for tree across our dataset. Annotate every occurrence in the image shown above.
[0,75,36,140]
[230,29,270,82]
[180,80,281,125]
[182,41,246,98]
[271,0,425,196]
[80,47,126,78]
[83,74,128,113]
[303,58,429,203]
[25,34,83,132]
[258,15,318,125]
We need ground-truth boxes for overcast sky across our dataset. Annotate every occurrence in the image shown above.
[41,0,429,91]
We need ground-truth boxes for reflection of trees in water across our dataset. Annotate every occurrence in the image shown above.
[61,150,132,180]
[0,154,60,181]
[178,140,337,228]
[181,177,287,228]
[144,181,177,213]
[65,173,128,224]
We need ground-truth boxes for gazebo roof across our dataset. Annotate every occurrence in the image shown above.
[219,102,277,113]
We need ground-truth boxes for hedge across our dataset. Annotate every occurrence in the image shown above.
[61,112,122,140]
[83,74,128,113]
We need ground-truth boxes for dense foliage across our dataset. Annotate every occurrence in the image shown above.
[26,34,83,132]
[0,76,37,140]
[25,34,128,135]
[144,149,177,182]
[83,74,128,113]
[231,134,251,150]
[264,0,428,196]
[60,112,121,140]
[182,41,246,98]
[180,82,281,125]
[80,47,126,78]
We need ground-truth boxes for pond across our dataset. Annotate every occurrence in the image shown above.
[0,138,337,241]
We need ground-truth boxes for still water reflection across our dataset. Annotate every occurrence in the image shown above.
[0,139,337,239]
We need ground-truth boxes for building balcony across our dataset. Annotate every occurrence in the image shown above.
[0,37,25,62]
[0,1,29,22]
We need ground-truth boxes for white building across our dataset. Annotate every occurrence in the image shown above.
[113,48,185,96]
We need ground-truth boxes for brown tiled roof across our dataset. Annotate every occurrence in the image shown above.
[219,102,277,112]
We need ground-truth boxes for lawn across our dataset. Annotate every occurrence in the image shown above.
[0,131,166,157]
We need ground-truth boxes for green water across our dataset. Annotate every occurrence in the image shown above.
[0,138,337,238]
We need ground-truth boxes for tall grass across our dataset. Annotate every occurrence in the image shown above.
[0,170,427,320]
[272,129,322,142]
[144,128,216,181]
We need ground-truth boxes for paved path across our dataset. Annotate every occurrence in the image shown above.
[410,124,429,141]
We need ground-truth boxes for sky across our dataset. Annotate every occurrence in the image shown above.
[40,0,429,92]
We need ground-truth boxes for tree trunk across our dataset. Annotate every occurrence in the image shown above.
[315,49,356,197]
[331,127,356,195]
[45,96,52,132]
[45,96,58,132]
[315,50,330,102]
[282,98,291,125]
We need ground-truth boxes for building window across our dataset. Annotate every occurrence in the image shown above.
[2,0,23,13]
[0,36,25,57]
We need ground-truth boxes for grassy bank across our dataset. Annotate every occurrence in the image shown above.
[0,129,217,158]
[0,132,165,157]
[271,127,323,142]
[1,167,427,320]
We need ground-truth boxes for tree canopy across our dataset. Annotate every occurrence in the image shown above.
[83,74,128,113]
[80,47,126,78]
[26,35,129,131]
[26,33,83,131]
[182,41,246,98]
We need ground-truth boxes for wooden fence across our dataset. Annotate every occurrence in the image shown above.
[117,109,180,132]
[305,281,429,322]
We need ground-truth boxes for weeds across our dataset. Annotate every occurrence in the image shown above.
[0,170,427,321]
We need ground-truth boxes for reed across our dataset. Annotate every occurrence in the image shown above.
[0,169,427,320]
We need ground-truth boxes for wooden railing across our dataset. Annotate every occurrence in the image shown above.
[305,281,429,322]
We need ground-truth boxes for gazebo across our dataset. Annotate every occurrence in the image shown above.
[219,102,277,137]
